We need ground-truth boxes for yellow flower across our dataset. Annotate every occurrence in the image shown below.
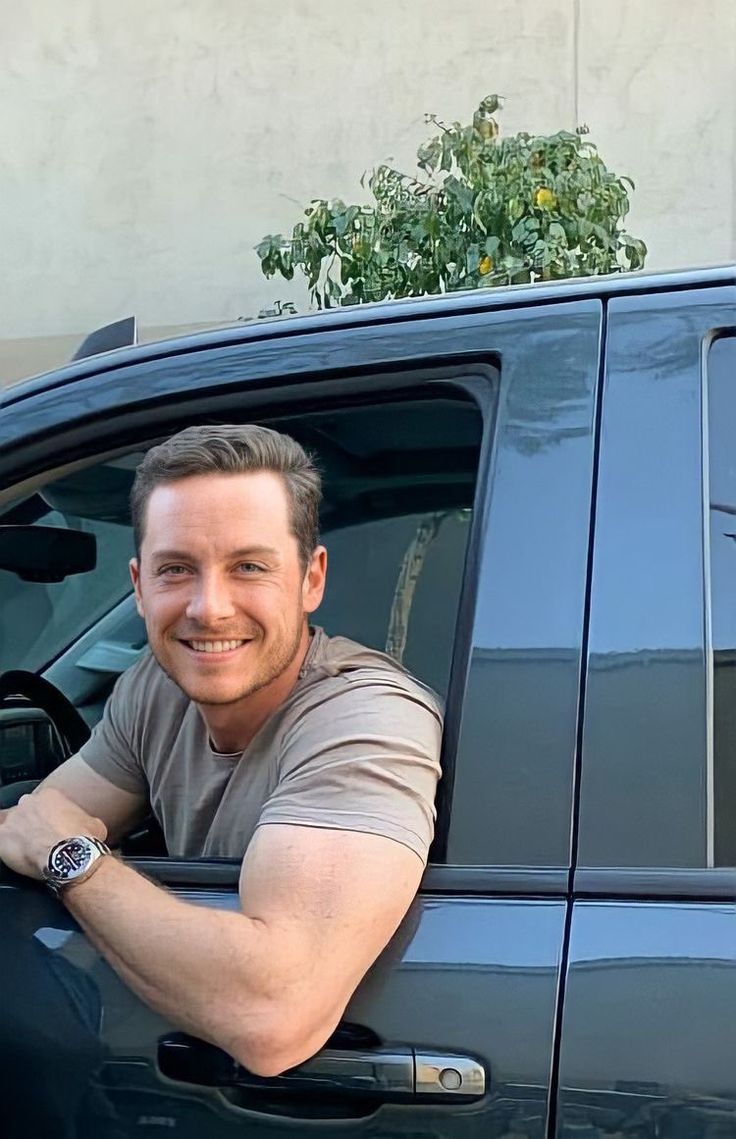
[479,255,493,275]
[534,187,557,210]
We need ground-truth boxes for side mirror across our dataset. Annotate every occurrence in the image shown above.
[0,525,97,582]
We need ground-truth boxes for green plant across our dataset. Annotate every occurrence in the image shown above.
[256,95,647,308]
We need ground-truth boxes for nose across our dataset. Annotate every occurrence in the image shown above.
[185,569,237,626]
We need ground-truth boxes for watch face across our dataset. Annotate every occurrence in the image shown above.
[49,839,93,881]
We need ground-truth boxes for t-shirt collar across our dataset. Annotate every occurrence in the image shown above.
[298,625,327,679]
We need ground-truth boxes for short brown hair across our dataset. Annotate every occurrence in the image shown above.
[131,424,321,570]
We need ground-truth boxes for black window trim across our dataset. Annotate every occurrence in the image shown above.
[111,858,570,896]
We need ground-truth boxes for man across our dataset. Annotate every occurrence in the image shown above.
[0,424,442,1077]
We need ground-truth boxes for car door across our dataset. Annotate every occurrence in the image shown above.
[556,281,736,1137]
[0,295,601,1138]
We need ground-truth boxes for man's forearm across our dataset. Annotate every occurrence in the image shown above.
[1,794,395,1078]
[63,856,284,1069]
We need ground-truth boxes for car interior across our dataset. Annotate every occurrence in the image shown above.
[0,392,482,855]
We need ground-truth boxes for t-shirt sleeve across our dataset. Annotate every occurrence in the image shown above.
[77,657,149,796]
[256,673,443,864]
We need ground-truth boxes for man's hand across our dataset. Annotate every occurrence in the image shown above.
[0,787,108,879]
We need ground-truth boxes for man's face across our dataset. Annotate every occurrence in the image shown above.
[130,472,326,707]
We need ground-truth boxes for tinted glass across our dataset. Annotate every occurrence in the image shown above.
[0,505,133,673]
[708,336,736,864]
[578,290,736,870]
[320,510,470,699]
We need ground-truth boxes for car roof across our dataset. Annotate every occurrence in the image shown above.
[4,264,736,409]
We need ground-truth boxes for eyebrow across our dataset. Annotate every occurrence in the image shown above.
[150,546,280,562]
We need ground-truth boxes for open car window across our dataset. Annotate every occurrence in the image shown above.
[1,396,480,690]
[0,392,481,822]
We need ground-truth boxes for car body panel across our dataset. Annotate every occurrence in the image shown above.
[558,900,736,1138]
[0,882,566,1137]
[3,264,733,410]
[578,286,736,869]
[0,290,604,1136]
[4,271,736,1135]
[558,285,736,1137]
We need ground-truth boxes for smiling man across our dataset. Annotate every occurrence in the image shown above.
[0,424,442,1077]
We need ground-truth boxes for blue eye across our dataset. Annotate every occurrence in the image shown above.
[238,563,263,574]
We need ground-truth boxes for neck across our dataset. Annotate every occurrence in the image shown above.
[199,624,312,753]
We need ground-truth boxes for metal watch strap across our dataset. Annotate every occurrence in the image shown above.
[43,835,112,898]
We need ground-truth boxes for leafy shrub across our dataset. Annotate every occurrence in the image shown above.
[257,95,647,308]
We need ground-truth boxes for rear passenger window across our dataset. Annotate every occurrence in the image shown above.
[707,336,736,863]
[267,395,482,709]
[320,510,470,701]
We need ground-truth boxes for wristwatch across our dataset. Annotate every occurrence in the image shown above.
[43,835,112,898]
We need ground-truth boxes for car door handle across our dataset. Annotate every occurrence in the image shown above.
[158,1032,487,1104]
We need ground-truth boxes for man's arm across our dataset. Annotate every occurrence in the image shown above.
[41,755,148,845]
[0,760,147,877]
[0,797,422,1076]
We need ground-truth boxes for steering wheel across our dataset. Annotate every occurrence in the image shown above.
[0,669,167,854]
[0,671,91,808]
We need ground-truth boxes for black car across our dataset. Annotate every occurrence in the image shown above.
[2,266,736,1138]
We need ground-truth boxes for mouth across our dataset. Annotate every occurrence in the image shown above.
[180,638,251,659]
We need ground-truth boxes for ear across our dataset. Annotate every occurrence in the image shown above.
[129,557,145,618]
[302,546,327,615]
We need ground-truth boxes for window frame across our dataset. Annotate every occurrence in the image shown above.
[0,364,497,872]
[703,331,736,867]
[575,286,736,883]
[3,295,603,883]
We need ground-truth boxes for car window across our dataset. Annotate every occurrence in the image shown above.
[576,294,736,871]
[0,394,482,845]
[319,510,470,699]
[0,504,133,674]
[37,395,478,691]
[706,336,736,864]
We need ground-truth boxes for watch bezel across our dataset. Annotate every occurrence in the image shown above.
[43,835,111,896]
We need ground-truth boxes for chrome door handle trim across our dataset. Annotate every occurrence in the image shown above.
[159,1033,488,1104]
[415,1051,486,1098]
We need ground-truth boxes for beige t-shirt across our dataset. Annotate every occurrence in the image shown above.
[78,627,443,862]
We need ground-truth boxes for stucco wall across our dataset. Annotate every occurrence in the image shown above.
[1,0,734,383]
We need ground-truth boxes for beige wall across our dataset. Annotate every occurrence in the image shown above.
[2,0,735,384]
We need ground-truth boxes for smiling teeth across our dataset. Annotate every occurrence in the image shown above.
[190,640,244,653]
